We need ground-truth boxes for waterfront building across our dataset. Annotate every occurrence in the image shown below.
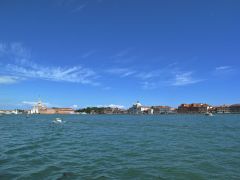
[152,106,172,114]
[30,100,75,114]
[30,100,46,114]
[230,104,240,113]
[178,103,211,113]
[52,108,75,114]
[0,109,19,115]
[128,102,176,115]
[215,105,231,113]
[38,107,75,114]
[128,101,151,114]
[148,108,154,115]
[103,108,128,114]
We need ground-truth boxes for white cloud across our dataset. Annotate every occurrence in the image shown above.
[0,76,21,84]
[106,68,136,77]
[7,64,98,85]
[107,64,204,88]
[141,81,157,90]
[0,43,7,54]
[0,42,99,85]
[111,49,131,59]
[171,72,202,86]
[21,101,50,106]
[136,71,162,80]
[0,42,30,60]
[215,66,231,70]
[71,3,87,13]
[215,66,234,74]
[97,104,125,109]
[81,50,95,58]
[103,86,111,90]
[71,104,79,109]
[108,104,125,109]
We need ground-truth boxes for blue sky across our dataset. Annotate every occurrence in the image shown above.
[0,0,240,109]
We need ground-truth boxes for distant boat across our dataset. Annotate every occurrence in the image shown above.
[54,118,63,123]
[205,112,214,116]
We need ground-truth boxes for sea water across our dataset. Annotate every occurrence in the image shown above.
[0,114,240,179]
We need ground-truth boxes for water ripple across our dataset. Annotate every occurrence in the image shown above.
[0,114,240,179]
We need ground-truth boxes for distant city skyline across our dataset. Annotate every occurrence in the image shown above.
[0,0,240,109]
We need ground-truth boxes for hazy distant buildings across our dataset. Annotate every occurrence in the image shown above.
[128,101,151,114]
[215,105,231,114]
[178,103,212,114]
[1,100,240,115]
[0,109,19,115]
[29,100,75,114]
[129,101,175,115]
[230,104,240,113]
[30,100,46,114]
[103,107,128,114]
[75,106,128,115]
[152,106,173,114]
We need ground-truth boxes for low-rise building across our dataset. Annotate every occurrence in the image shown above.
[178,103,211,113]
[128,101,151,114]
[30,100,75,114]
[53,108,75,114]
[30,100,46,114]
[128,102,177,115]
[38,107,75,114]
[103,107,128,114]
[230,104,240,113]
[215,105,231,113]
[0,109,19,114]
[152,106,172,114]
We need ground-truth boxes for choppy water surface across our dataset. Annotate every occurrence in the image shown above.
[0,114,240,179]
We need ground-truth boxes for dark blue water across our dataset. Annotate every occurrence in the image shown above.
[0,114,240,179]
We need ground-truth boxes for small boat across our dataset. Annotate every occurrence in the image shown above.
[54,118,63,123]
[205,112,214,116]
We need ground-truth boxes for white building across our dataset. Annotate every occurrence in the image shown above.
[30,100,46,114]
[129,101,151,114]
[0,109,19,115]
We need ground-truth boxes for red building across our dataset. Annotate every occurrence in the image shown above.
[178,103,211,113]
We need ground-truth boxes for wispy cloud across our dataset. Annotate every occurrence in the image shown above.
[171,72,203,86]
[0,42,30,59]
[141,81,157,90]
[110,48,137,64]
[103,86,112,90]
[56,0,103,13]
[0,43,7,54]
[216,66,231,70]
[0,76,22,84]
[96,104,125,109]
[0,42,99,85]
[71,104,79,109]
[136,70,162,80]
[21,101,51,107]
[81,50,96,58]
[215,66,233,72]
[7,64,98,85]
[107,63,204,88]
[111,49,132,59]
[106,68,136,77]
[71,3,87,13]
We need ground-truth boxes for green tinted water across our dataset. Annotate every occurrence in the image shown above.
[0,114,240,179]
